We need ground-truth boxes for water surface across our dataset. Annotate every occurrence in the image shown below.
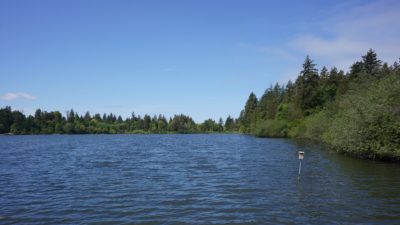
[1,134,400,224]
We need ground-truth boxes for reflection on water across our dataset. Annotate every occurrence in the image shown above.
[0,134,399,224]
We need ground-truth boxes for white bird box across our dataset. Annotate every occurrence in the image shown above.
[298,151,304,160]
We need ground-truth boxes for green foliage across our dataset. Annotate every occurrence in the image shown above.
[224,116,237,132]
[238,92,258,133]
[295,110,332,141]
[199,118,223,133]
[254,119,289,138]
[2,49,398,161]
[257,83,285,120]
[0,109,238,135]
[325,72,400,160]
[294,56,321,114]
[239,49,400,161]
[362,48,382,77]
[168,114,197,133]
[0,106,13,133]
[276,103,289,120]
[349,49,382,80]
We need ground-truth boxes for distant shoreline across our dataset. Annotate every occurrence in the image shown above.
[0,131,239,135]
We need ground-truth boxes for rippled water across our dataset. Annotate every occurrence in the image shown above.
[1,134,400,224]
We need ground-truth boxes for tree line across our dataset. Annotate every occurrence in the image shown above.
[237,49,400,160]
[2,49,399,160]
[0,108,239,134]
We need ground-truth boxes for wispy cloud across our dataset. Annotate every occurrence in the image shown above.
[257,47,298,62]
[0,92,37,101]
[237,43,298,61]
[289,0,400,70]
[243,0,400,72]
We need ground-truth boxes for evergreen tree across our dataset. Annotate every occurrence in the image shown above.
[349,61,364,80]
[157,115,168,132]
[218,117,224,131]
[320,66,329,81]
[143,114,151,131]
[84,112,91,122]
[94,113,102,121]
[67,110,75,123]
[169,114,197,133]
[257,83,284,120]
[239,92,258,132]
[362,49,381,77]
[0,106,13,133]
[283,80,295,103]
[295,56,320,113]
[224,116,235,131]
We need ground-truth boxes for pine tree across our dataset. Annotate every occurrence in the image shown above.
[0,106,13,133]
[283,80,294,103]
[143,114,151,131]
[218,117,224,131]
[295,56,320,113]
[362,49,381,77]
[349,61,364,80]
[84,112,91,121]
[224,116,235,131]
[240,92,258,132]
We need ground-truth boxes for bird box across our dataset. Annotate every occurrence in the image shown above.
[298,151,304,160]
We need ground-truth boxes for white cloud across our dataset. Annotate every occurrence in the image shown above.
[0,92,37,101]
[288,35,369,70]
[289,0,400,70]
[238,0,399,84]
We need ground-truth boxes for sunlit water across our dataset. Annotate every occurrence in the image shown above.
[1,134,400,224]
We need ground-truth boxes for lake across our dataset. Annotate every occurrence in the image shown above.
[1,134,400,224]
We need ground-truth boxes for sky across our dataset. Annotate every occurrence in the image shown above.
[1,0,400,122]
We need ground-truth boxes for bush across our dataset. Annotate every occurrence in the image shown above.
[254,119,289,137]
[325,73,400,160]
[295,110,331,141]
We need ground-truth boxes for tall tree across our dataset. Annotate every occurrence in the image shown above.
[362,49,381,77]
[0,106,13,133]
[239,92,258,132]
[295,56,320,113]
[143,114,151,131]
[224,116,235,131]
[257,83,284,120]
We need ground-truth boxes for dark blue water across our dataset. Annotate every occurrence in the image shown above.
[1,134,400,224]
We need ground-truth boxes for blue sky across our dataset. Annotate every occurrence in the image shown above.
[1,0,399,122]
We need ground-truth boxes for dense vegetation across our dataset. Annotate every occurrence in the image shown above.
[0,108,235,134]
[237,49,400,160]
[1,49,399,160]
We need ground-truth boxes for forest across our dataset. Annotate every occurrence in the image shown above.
[237,49,400,160]
[0,107,234,134]
[1,49,399,160]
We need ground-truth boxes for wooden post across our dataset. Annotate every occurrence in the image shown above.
[298,151,304,179]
